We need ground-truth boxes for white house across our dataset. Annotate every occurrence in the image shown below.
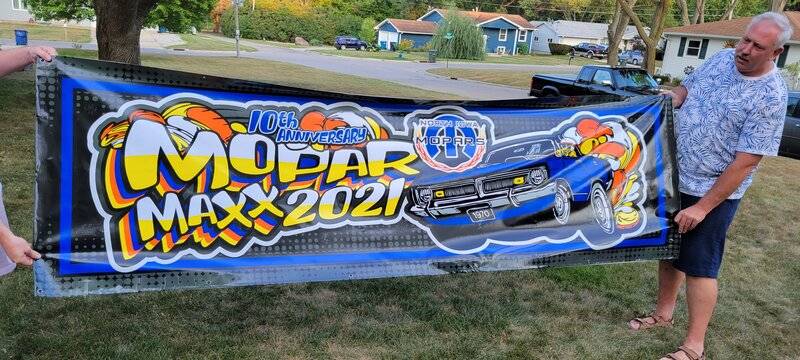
[1,0,33,22]
[661,12,800,79]
[531,20,642,53]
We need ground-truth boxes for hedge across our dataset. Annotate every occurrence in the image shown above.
[220,7,361,45]
[548,43,573,55]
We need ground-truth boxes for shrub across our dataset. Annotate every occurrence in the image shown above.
[397,39,414,52]
[429,9,485,60]
[310,39,322,46]
[548,43,572,55]
[220,6,359,45]
[517,42,529,55]
[359,17,377,46]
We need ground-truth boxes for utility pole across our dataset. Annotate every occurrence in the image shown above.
[233,0,243,57]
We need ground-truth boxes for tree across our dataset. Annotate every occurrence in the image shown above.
[607,0,636,66]
[359,17,377,45]
[772,0,787,11]
[429,10,485,60]
[675,0,690,25]
[146,0,217,33]
[617,0,672,74]
[26,0,216,65]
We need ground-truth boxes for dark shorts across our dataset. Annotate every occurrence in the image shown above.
[671,193,740,279]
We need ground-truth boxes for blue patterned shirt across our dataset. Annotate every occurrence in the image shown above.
[676,49,787,199]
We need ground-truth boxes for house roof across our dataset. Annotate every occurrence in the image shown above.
[537,20,643,40]
[379,19,438,34]
[421,9,536,30]
[663,11,800,42]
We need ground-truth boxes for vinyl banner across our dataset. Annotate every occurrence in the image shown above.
[33,57,679,297]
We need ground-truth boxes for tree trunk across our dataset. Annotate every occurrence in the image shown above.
[607,1,636,66]
[676,0,690,25]
[93,0,159,65]
[692,0,705,24]
[617,0,671,74]
[772,0,787,11]
[721,0,738,20]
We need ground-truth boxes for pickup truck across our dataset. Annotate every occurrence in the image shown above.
[529,65,661,97]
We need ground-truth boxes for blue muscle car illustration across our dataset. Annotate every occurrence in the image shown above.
[408,138,618,251]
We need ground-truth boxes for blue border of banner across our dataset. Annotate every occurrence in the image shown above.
[58,77,668,275]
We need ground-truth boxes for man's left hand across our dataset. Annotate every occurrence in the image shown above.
[674,205,709,234]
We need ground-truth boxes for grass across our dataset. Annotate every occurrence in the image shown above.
[167,34,256,52]
[0,21,92,43]
[1,55,799,359]
[315,49,600,66]
[56,49,454,99]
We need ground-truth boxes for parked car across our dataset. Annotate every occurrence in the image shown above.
[529,65,660,97]
[408,137,617,252]
[619,50,645,66]
[780,91,800,159]
[334,36,368,51]
[571,43,608,59]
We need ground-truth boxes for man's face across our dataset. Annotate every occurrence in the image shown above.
[735,20,784,75]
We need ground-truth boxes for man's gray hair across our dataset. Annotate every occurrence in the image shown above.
[747,12,793,49]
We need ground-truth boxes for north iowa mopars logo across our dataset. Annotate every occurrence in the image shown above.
[408,107,492,173]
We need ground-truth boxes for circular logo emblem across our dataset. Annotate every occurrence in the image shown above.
[412,113,488,172]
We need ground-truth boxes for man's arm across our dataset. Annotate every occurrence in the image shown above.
[0,46,57,77]
[0,224,41,266]
[667,85,688,109]
[674,151,762,233]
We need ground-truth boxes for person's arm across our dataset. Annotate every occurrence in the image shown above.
[674,152,761,233]
[666,85,688,109]
[0,46,57,77]
[0,224,40,266]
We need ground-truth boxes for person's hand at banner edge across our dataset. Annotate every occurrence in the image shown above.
[0,46,58,78]
[674,204,709,234]
[0,224,41,266]
[663,85,688,109]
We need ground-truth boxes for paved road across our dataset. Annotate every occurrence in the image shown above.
[2,36,581,100]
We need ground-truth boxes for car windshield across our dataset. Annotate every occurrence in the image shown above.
[615,69,658,89]
[485,140,555,163]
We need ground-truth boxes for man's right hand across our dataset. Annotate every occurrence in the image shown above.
[27,46,57,63]
[1,233,41,266]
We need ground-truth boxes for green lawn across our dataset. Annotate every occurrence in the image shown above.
[0,21,91,43]
[0,54,799,359]
[168,34,256,52]
[56,49,453,99]
[316,49,600,66]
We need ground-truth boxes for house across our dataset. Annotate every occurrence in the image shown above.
[374,9,536,55]
[1,0,33,22]
[531,20,642,54]
[661,12,800,79]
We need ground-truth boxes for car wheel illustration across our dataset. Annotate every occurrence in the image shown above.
[590,182,615,235]
[553,180,572,225]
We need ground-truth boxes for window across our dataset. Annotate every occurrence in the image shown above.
[12,0,26,10]
[788,95,800,117]
[592,70,612,86]
[519,30,527,42]
[534,36,539,41]
[497,46,506,55]
[499,29,508,42]
[547,38,553,43]
[686,39,701,56]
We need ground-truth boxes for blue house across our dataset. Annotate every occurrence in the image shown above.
[374,9,536,55]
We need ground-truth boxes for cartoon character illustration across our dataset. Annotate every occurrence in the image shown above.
[407,112,646,253]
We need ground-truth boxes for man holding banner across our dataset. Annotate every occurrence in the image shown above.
[628,12,791,360]
[0,45,55,275]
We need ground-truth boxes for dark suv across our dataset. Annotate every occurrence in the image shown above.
[334,36,368,50]
[571,42,608,59]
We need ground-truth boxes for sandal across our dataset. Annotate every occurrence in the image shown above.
[628,313,673,330]
[662,345,705,360]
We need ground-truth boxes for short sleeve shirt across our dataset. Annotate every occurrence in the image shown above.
[676,49,787,199]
